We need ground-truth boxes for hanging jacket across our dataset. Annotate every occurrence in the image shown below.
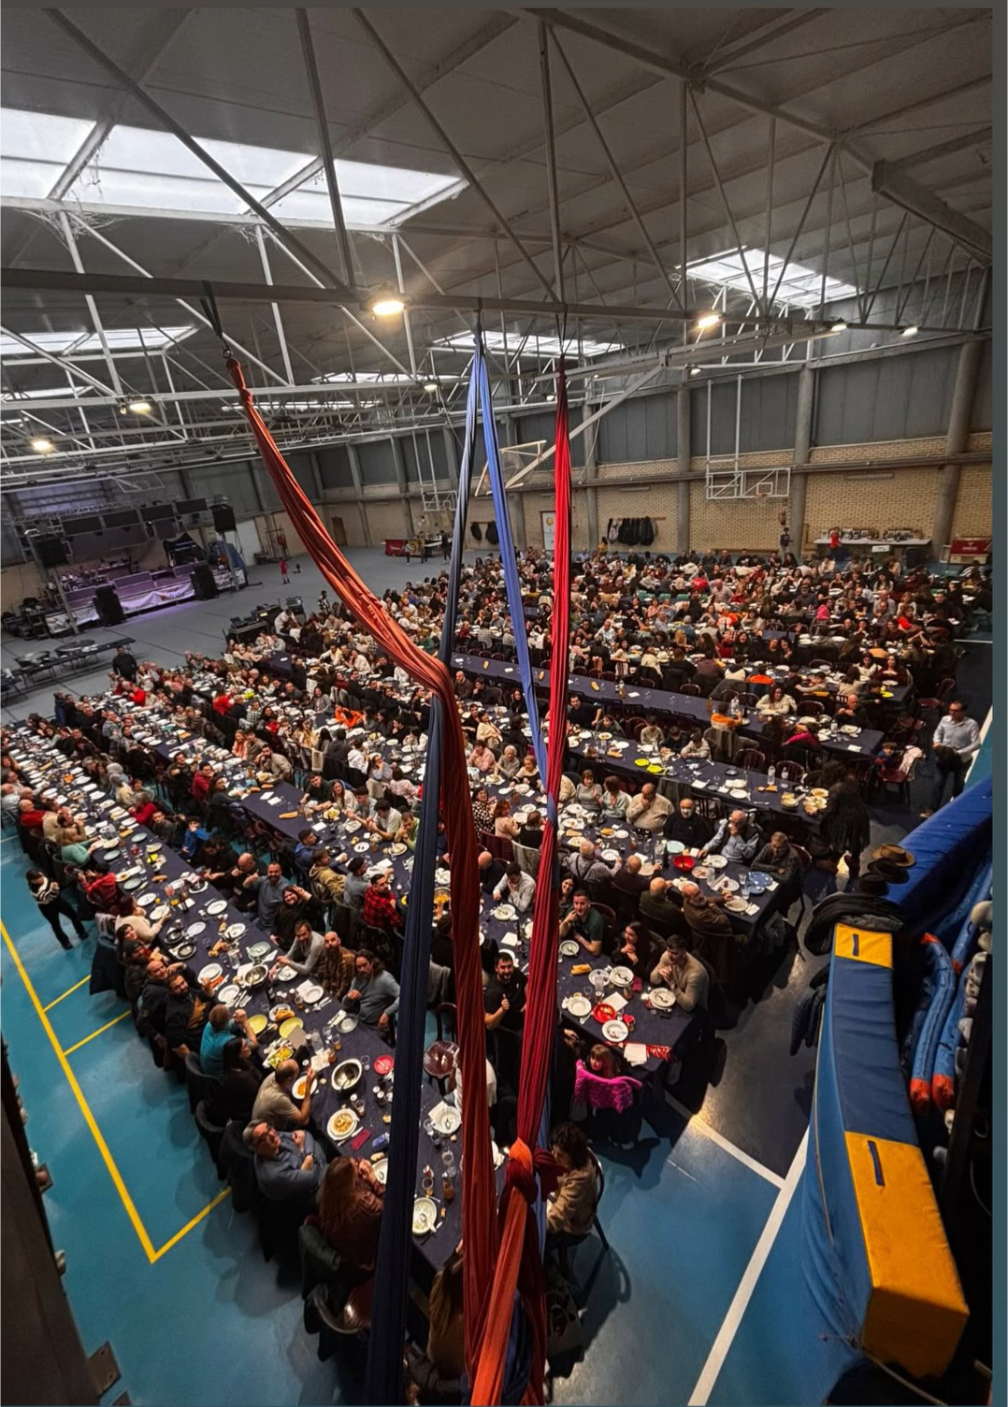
[471,522,483,542]
[485,520,499,546]
[640,517,655,547]
[607,520,620,544]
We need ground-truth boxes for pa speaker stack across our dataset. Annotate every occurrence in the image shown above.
[191,563,219,599]
[35,535,69,568]
[94,586,126,625]
[212,503,237,533]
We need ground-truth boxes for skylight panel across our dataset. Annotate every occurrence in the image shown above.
[0,108,97,197]
[65,123,312,214]
[434,331,623,360]
[0,326,196,358]
[687,248,858,310]
[270,187,406,227]
[1,383,92,401]
[271,160,463,229]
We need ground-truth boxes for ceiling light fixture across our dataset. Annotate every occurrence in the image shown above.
[127,399,152,413]
[423,382,439,393]
[831,321,847,332]
[689,367,701,376]
[29,436,54,453]
[901,325,919,338]
[695,311,721,332]
[370,290,405,317]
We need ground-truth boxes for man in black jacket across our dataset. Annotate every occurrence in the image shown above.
[112,644,138,682]
[664,797,712,849]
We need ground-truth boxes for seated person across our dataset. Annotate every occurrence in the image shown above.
[199,1003,259,1076]
[344,950,400,1032]
[491,862,536,914]
[245,1121,327,1206]
[566,838,616,890]
[418,1247,465,1387]
[679,729,710,760]
[559,889,606,956]
[701,809,760,864]
[251,1058,312,1131]
[639,877,689,941]
[664,797,711,849]
[611,853,650,906]
[626,783,672,833]
[650,934,710,1012]
[572,1044,642,1144]
[598,776,630,820]
[208,1036,263,1124]
[751,830,804,908]
[362,871,402,931]
[639,718,665,747]
[317,1155,385,1273]
[318,930,356,1001]
[363,796,402,842]
[546,1122,599,1238]
[163,971,215,1063]
[275,918,325,976]
[614,920,655,975]
[477,850,506,895]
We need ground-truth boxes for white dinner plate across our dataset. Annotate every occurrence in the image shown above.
[198,963,223,983]
[137,892,158,907]
[412,1196,438,1236]
[493,904,517,921]
[602,1019,629,1043]
[327,1109,360,1143]
[301,983,324,1004]
[150,905,169,922]
[344,819,362,832]
[217,984,241,1006]
[274,964,297,982]
[559,939,580,957]
[648,987,675,1009]
[431,1105,461,1135]
[600,849,620,864]
[187,921,206,937]
[373,1158,388,1185]
[566,994,592,1019]
[609,966,634,987]
[225,922,246,940]
[716,877,740,893]
[707,855,728,869]
[207,899,228,916]
[354,842,371,853]
[122,878,144,892]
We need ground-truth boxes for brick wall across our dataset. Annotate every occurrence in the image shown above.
[808,437,946,464]
[950,465,992,539]
[690,482,781,552]
[361,500,412,544]
[803,469,939,544]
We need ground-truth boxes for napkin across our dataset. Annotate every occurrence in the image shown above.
[350,1130,371,1152]
[847,744,861,752]
[309,1053,329,1074]
[623,1042,648,1067]
[765,879,778,891]
[606,992,629,1013]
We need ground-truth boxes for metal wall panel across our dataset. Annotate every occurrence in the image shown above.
[599,404,628,464]
[970,341,992,432]
[284,451,318,501]
[516,409,585,467]
[0,516,25,566]
[739,371,800,453]
[815,346,958,444]
[190,463,260,518]
[316,445,354,489]
[357,440,397,484]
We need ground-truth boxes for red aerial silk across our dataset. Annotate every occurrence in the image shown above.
[222,355,498,1376]
[471,365,573,1405]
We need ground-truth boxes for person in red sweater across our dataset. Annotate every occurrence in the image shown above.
[191,762,214,805]
[131,792,158,827]
[212,691,232,716]
[80,867,122,914]
[361,872,400,931]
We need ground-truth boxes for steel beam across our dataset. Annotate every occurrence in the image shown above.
[538,22,565,303]
[44,8,356,300]
[352,8,555,301]
[254,226,296,386]
[550,31,683,312]
[295,8,357,290]
[871,162,991,263]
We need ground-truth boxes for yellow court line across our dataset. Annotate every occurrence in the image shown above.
[43,975,91,1011]
[63,1009,133,1055]
[151,1188,232,1261]
[1,919,158,1263]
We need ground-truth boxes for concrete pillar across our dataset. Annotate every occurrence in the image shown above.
[441,426,460,491]
[389,436,413,537]
[307,449,325,506]
[676,382,691,553]
[346,443,371,546]
[583,402,599,550]
[790,363,815,553]
[932,338,984,556]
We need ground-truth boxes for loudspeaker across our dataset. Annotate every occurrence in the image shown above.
[36,536,69,568]
[191,563,219,599]
[94,585,126,625]
[212,503,237,533]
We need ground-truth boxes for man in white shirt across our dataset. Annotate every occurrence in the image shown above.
[492,863,536,913]
[626,783,673,833]
[924,701,980,816]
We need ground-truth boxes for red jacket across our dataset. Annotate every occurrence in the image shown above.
[132,801,157,826]
[191,772,212,803]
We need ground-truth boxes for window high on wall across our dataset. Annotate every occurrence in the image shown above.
[688,249,858,310]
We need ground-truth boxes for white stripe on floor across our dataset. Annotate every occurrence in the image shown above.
[665,1093,786,1190]
[688,1130,808,1406]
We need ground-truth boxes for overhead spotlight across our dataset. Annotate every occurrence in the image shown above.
[370,288,405,317]
[127,399,152,414]
[689,366,701,376]
[901,325,919,338]
[695,311,721,331]
[423,382,439,393]
[29,436,54,454]
[830,321,847,332]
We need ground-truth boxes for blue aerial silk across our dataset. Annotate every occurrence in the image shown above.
[364,352,480,1405]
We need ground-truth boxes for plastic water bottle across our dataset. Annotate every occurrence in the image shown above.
[767,762,776,786]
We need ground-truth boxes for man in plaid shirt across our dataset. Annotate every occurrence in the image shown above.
[362,871,400,931]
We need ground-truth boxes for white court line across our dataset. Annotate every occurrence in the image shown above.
[688,1130,808,1406]
[665,1093,786,1190]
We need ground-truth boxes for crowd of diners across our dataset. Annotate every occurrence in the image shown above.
[2,544,987,1397]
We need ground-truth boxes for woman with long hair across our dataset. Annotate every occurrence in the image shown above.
[820,772,872,881]
[425,1246,465,1380]
[317,1155,385,1272]
[493,798,519,839]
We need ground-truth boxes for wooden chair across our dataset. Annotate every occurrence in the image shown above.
[736,748,766,771]
[553,1149,610,1284]
[679,683,701,697]
[775,759,806,785]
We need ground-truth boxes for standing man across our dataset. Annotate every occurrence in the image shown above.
[112,643,138,683]
[924,701,980,816]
